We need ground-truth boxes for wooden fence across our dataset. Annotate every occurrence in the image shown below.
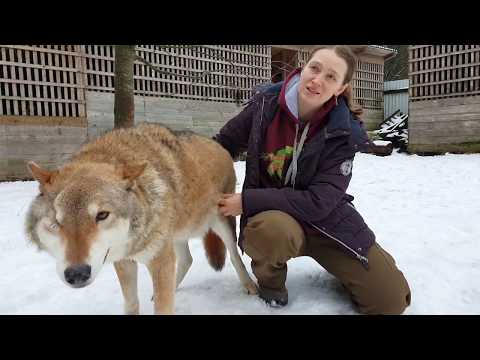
[0,45,86,118]
[1,45,387,118]
[408,45,480,154]
[409,45,480,101]
[83,45,271,103]
[0,45,272,120]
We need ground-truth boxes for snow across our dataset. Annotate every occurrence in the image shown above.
[1,151,479,315]
[373,140,392,146]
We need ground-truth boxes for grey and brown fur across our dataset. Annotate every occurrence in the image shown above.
[25,123,257,315]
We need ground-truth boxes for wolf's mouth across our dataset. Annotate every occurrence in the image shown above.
[70,282,91,289]
[103,248,110,264]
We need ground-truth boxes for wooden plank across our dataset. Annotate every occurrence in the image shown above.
[78,45,87,117]
[86,45,93,87]
[4,133,87,144]
[67,61,74,116]
[411,113,480,126]
[409,45,432,50]
[419,52,424,98]
[415,47,420,98]
[8,48,19,115]
[97,46,103,89]
[410,75,480,88]
[60,53,67,117]
[452,46,458,94]
[410,95,480,108]
[414,90,480,102]
[73,47,82,118]
[477,48,480,97]
[107,46,113,89]
[409,47,414,98]
[409,133,480,145]
[1,47,11,115]
[407,46,480,61]
[410,119,480,134]
[459,47,464,94]
[434,47,439,96]
[440,45,445,96]
[5,141,85,157]
[410,101,480,116]
[46,51,56,116]
[64,67,70,117]
[430,47,434,97]
[0,77,92,89]
[469,49,474,92]
[38,51,48,116]
[0,45,78,56]
[24,49,34,116]
[0,60,80,74]
[32,50,42,116]
[0,116,87,127]
[95,46,100,91]
[4,127,87,140]
[409,60,480,76]
[1,95,84,104]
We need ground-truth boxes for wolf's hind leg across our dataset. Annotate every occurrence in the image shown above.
[114,259,140,315]
[175,240,193,289]
[211,216,258,295]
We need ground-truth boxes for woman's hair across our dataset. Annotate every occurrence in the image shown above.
[306,45,364,117]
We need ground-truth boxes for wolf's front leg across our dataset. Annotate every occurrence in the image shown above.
[114,260,140,315]
[147,242,176,315]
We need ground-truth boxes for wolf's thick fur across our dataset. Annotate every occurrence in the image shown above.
[25,123,257,314]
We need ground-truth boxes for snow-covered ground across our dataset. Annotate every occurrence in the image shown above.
[1,151,479,315]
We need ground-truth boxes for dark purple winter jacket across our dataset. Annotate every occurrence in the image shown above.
[214,82,376,268]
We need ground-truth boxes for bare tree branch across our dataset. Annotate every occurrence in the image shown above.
[135,55,211,80]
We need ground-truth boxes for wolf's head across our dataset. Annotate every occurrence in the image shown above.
[25,161,147,288]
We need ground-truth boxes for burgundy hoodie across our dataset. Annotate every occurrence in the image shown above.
[261,68,336,188]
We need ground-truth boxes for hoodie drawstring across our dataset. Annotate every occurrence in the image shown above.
[284,122,310,189]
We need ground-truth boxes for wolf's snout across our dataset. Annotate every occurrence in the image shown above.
[64,264,91,287]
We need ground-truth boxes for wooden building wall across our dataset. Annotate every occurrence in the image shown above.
[0,45,87,180]
[1,44,391,180]
[408,45,480,154]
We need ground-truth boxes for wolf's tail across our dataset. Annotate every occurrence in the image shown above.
[203,229,226,271]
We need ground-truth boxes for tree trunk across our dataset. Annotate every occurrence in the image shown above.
[114,45,136,128]
[384,45,409,81]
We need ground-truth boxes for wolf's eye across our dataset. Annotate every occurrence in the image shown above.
[96,211,110,222]
[50,222,59,231]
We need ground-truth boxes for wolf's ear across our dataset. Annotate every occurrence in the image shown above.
[122,163,147,184]
[27,161,56,186]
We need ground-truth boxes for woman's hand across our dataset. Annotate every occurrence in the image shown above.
[218,193,243,217]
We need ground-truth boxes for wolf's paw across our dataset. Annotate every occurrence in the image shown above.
[125,302,140,315]
[245,282,259,295]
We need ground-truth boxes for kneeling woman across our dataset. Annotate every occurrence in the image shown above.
[216,45,411,315]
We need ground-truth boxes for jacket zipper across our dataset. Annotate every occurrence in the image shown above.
[308,222,370,269]
[256,94,367,268]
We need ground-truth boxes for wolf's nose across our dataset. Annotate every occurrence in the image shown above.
[64,264,91,286]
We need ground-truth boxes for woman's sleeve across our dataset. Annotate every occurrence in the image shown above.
[213,99,256,159]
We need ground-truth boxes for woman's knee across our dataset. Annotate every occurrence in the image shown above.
[355,276,411,315]
[243,210,305,262]
[356,244,411,315]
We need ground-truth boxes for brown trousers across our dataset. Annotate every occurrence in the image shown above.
[243,210,411,315]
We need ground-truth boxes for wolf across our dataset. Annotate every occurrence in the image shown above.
[25,123,258,315]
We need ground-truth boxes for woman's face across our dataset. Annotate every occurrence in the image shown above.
[298,48,349,110]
